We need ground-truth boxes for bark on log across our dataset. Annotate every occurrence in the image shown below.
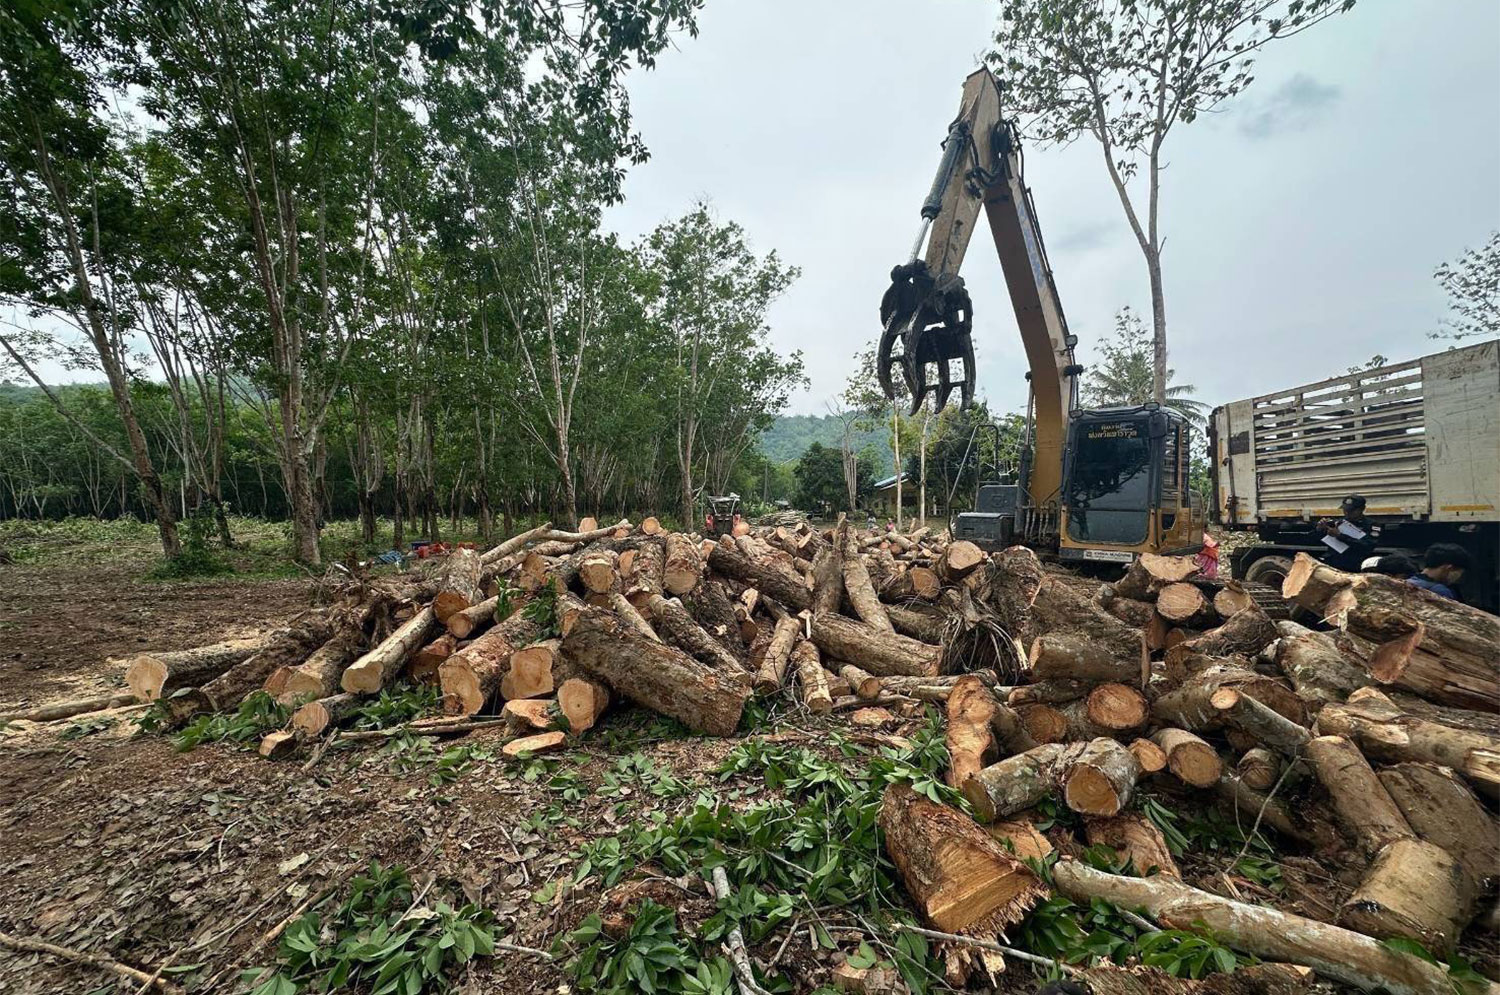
[1101,594,1157,629]
[878,783,1046,934]
[1237,748,1282,792]
[887,604,944,644]
[1086,812,1180,877]
[990,702,1039,755]
[0,693,138,724]
[290,692,361,737]
[962,743,1074,822]
[841,663,882,700]
[1165,605,1278,671]
[123,637,265,701]
[1215,774,1320,847]
[479,522,553,566]
[446,595,499,639]
[624,538,665,601]
[1062,738,1141,816]
[1338,839,1476,955]
[792,640,832,714]
[1378,762,1499,889]
[754,616,804,693]
[946,675,999,789]
[171,614,336,721]
[1315,693,1500,796]
[607,591,659,643]
[809,613,941,678]
[500,639,564,700]
[1273,621,1371,709]
[432,548,483,623]
[1072,963,1315,995]
[1212,687,1312,757]
[683,578,745,655]
[1051,861,1467,995]
[987,547,1141,660]
[557,677,611,733]
[1306,735,1414,858]
[841,522,894,632]
[648,594,745,675]
[341,607,437,695]
[1152,728,1223,788]
[1152,663,1308,738]
[663,532,703,595]
[708,535,810,611]
[276,631,363,702]
[809,542,844,618]
[1007,679,1090,705]
[437,612,541,716]
[1028,632,1139,686]
[1284,553,1500,710]
[1112,553,1200,601]
[562,608,750,736]
[409,633,457,685]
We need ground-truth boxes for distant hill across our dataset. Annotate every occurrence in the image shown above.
[758,413,893,467]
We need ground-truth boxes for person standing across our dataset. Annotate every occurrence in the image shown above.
[1406,543,1471,601]
[1316,494,1381,572]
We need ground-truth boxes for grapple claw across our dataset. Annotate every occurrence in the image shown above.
[877,261,976,415]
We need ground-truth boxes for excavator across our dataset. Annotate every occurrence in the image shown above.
[878,68,1203,563]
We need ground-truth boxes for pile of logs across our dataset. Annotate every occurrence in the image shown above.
[106,525,1500,993]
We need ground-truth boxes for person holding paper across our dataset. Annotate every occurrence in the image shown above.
[1316,494,1381,571]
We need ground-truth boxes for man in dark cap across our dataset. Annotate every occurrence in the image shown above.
[1316,494,1381,571]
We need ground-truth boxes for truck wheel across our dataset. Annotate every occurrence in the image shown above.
[1243,554,1295,589]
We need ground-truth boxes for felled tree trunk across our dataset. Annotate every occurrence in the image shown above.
[647,594,744,675]
[881,565,940,602]
[1338,839,1476,955]
[562,608,750,736]
[123,637,265,701]
[408,633,457,685]
[963,743,1074,822]
[754,615,804,693]
[1051,861,1464,995]
[170,613,337,721]
[708,535,810,612]
[1061,738,1141,816]
[577,548,620,594]
[1216,774,1323,848]
[809,613,941,677]
[887,604,944,644]
[446,595,500,639]
[1152,728,1223,788]
[437,612,541,716]
[792,640,832,714]
[936,540,985,584]
[1112,553,1199,601]
[841,525,893,633]
[1284,553,1500,710]
[1273,621,1371,710]
[684,578,745,655]
[987,547,1140,660]
[1165,605,1277,669]
[624,538,665,605]
[1100,594,1157,629]
[291,692,361,737]
[1306,735,1414,858]
[500,639,565,699]
[342,607,437,695]
[1029,633,1139,684]
[1086,812,1180,877]
[607,591,659,643]
[663,532,703,595]
[557,677,610,733]
[278,632,363,702]
[946,675,998,789]
[841,663,882,701]
[878,783,1046,934]
[1316,690,1500,796]
[1083,683,1148,731]
[1378,762,1499,889]
[1237,748,1283,792]
[809,543,844,618]
[1155,583,1214,626]
[432,548,483,623]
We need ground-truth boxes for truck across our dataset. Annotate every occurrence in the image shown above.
[1208,340,1499,611]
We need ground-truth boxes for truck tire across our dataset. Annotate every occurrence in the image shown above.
[1243,554,1295,591]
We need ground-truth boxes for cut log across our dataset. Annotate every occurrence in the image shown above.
[341,607,437,695]
[624,538,664,601]
[170,614,337,721]
[682,578,745,655]
[1151,728,1223,788]
[446,595,500,639]
[1072,963,1315,995]
[1156,583,1212,624]
[989,702,1039,754]
[936,540,985,584]
[500,639,563,700]
[1283,552,1500,710]
[886,604,944,644]
[754,615,804,693]
[809,542,845,618]
[1085,683,1149,731]
[1237,748,1282,792]
[662,532,702,595]
[1086,812,1180,877]
[502,697,563,735]
[1338,839,1476,955]
[1152,663,1308,738]
[962,743,1073,822]
[562,608,749,736]
[841,523,894,633]
[279,632,361,702]
[437,612,541,716]
[576,548,619,594]
[1315,692,1500,796]
[647,594,744,674]
[1215,774,1321,847]
[1273,621,1371,709]
[792,640,832,714]
[878,783,1046,934]
[708,535,810,612]
[479,521,552,567]
[431,548,483,623]
[1007,679,1090,705]
[557,592,586,636]
[122,637,265,701]
[1028,633,1138,684]
[840,663,882,701]
[0,693,138,725]
[503,731,567,757]
[1211,686,1312,757]
[1378,762,1499,889]
[809,613,941,678]
[946,675,999,789]
[606,591,659,643]
[1062,738,1141,816]
[290,692,361,737]
[1306,735,1414,858]
[259,729,301,759]
[987,547,1141,660]
[1112,553,1200,601]
[1213,583,1257,618]
[1051,861,1465,995]
[1015,702,1068,744]
[1165,605,1278,670]
[639,515,662,535]
[1128,737,1168,774]
[577,516,597,532]
[556,677,610,733]
[986,819,1053,863]
[409,633,457,685]
[882,565,940,602]
[1101,595,1157,629]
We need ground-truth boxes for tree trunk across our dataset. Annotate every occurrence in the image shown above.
[1165,605,1277,669]
[663,532,702,595]
[708,536,809,611]
[122,637,266,701]
[792,640,831,714]
[962,742,1074,822]
[754,615,803,693]
[290,692,361,737]
[1061,738,1141,817]
[447,595,501,640]
[1237,747,1283,792]
[945,675,998,789]
[1155,582,1212,625]
[1051,861,1461,995]
[841,663,882,701]
[437,612,541,715]
[878,783,1046,934]
[557,677,610,733]
[809,613,941,678]
[500,639,566,700]
[562,608,749,736]
[647,594,745,675]
[1151,728,1222,788]
[1273,621,1371,710]
[1029,633,1139,684]
[431,548,483,623]
[608,592,660,642]
[341,607,436,695]
[1316,690,1500,797]
[936,540,985,583]
[1086,812,1179,878]
[280,632,362,701]
[1112,553,1199,601]
[1306,735,1414,858]
[409,633,458,686]
[1338,839,1475,955]
[169,613,336,721]
[841,523,893,632]
[1378,762,1499,889]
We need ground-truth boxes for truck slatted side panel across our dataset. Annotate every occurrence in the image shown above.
[1250,357,1429,518]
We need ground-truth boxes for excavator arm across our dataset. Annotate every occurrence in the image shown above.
[878,68,1081,509]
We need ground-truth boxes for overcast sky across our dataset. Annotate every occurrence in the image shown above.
[605,0,1500,417]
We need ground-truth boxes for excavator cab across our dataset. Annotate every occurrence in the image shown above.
[1058,406,1201,561]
